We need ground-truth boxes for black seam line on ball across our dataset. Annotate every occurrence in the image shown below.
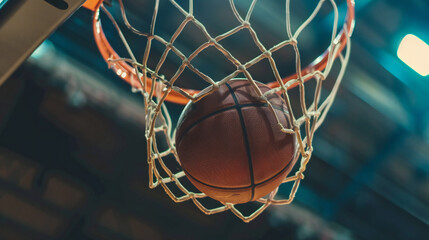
[176,102,275,144]
[225,83,255,201]
[183,155,295,190]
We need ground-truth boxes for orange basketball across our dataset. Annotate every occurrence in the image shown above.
[175,80,297,204]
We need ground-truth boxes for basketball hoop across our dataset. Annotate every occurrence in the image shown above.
[85,0,355,222]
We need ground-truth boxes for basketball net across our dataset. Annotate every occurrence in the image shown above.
[91,0,355,222]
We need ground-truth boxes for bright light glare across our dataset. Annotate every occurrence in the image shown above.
[397,34,429,76]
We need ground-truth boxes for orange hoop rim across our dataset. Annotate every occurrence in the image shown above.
[92,0,355,105]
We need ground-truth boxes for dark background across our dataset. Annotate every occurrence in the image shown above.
[0,0,428,239]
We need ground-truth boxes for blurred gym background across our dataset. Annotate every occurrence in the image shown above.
[0,0,428,239]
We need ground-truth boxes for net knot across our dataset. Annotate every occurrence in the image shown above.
[259,95,269,104]
[302,152,309,159]
[183,58,190,66]
[292,125,300,132]
[237,64,246,72]
[296,172,305,180]
[225,203,234,208]
[166,42,173,50]
[262,51,272,58]
[208,38,216,44]
[314,110,321,117]
[186,14,194,21]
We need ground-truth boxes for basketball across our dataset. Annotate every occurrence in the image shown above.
[175,80,297,204]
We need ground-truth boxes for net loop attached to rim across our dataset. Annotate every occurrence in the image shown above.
[91,0,355,222]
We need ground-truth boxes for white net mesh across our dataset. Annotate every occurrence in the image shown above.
[94,0,354,222]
